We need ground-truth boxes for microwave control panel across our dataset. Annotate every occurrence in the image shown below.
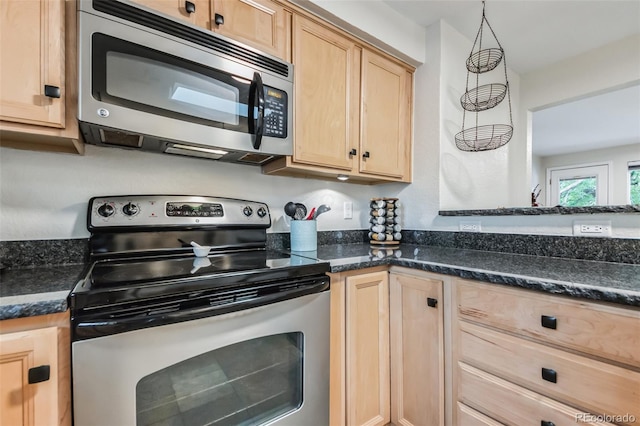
[263,87,287,138]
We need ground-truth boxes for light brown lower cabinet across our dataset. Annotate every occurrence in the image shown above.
[330,266,446,426]
[452,278,640,426]
[0,311,71,426]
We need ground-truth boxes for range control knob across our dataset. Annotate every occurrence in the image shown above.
[122,202,139,216]
[257,207,267,218]
[97,203,115,218]
[242,206,253,217]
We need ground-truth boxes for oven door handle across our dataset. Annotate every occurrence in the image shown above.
[73,278,330,340]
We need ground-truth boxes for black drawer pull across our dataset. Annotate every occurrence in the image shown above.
[185,1,195,13]
[28,365,50,384]
[541,421,556,426]
[214,13,224,25]
[362,151,370,159]
[541,367,557,383]
[427,298,437,308]
[44,85,60,98]
[349,148,357,157]
[541,315,557,329]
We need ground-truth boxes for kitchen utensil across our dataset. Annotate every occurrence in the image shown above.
[190,241,212,257]
[306,207,316,220]
[284,202,297,219]
[293,203,307,220]
[313,204,331,219]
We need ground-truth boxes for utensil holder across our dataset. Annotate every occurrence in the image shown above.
[291,220,317,251]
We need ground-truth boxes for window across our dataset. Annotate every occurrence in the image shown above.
[547,163,610,207]
[629,161,640,205]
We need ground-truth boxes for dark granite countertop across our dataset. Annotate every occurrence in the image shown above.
[1,243,639,321]
[0,263,88,320]
[295,243,640,307]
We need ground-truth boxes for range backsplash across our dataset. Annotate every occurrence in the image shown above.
[1,230,638,269]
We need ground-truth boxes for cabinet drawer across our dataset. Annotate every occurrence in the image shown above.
[456,280,640,367]
[458,363,615,426]
[457,402,503,426]
[459,321,640,425]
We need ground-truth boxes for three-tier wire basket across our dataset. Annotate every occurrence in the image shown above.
[455,2,513,152]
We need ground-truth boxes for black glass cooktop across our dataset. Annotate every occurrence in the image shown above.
[70,249,329,311]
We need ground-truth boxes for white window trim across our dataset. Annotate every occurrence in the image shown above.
[546,161,612,207]
[628,160,640,204]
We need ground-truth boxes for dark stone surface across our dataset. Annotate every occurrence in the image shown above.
[3,230,639,319]
[305,243,640,306]
[439,205,640,216]
[402,231,640,264]
[0,263,87,320]
[0,238,89,268]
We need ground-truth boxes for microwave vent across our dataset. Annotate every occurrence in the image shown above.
[238,153,274,164]
[92,0,291,78]
[99,129,143,148]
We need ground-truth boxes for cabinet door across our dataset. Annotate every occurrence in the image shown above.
[390,272,444,426]
[292,15,359,172]
[0,0,64,128]
[130,0,210,28]
[0,327,59,426]
[346,271,390,426]
[359,49,412,179]
[211,0,290,61]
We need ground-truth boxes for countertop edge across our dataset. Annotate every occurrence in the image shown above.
[329,257,640,307]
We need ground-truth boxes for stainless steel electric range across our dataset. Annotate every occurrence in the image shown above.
[69,195,330,426]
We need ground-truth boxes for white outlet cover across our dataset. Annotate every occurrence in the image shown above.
[572,220,612,237]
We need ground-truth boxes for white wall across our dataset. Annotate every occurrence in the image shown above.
[0,145,383,240]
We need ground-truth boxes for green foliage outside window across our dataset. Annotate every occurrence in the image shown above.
[630,170,640,205]
[559,177,597,207]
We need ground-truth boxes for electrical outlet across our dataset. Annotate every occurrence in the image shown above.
[573,220,612,237]
[459,221,481,232]
[343,201,353,219]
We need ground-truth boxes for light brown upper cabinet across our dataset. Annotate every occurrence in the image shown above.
[130,0,210,28]
[0,0,81,154]
[263,13,414,184]
[210,0,291,61]
[359,49,412,180]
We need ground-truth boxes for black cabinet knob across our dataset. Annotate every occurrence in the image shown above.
[349,148,357,157]
[362,151,370,159]
[185,1,195,13]
[214,13,224,25]
[44,85,60,98]
[427,298,438,308]
[541,315,557,329]
[28,365,50,384]
[541,421,556,426]
[541,367,557,383]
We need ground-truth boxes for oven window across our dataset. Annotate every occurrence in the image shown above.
[136,333,303,426]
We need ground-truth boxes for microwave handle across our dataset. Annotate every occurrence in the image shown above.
[248,72,265,150]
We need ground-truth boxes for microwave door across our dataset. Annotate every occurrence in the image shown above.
[249,72,265,149]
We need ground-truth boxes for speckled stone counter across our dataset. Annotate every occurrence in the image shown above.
[2,241,639,320]
[0,264,88,320]
[295,243,640,307]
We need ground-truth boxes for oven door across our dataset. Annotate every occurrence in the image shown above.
[78,5,292,156]
[72,291,329,426]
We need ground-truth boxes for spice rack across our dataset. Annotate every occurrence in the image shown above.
[368,198,401,245]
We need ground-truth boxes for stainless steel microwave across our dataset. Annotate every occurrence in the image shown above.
[77,0,293,165]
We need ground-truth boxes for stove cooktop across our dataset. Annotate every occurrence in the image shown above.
[70,250,328,311]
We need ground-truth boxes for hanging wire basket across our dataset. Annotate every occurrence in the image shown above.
[460,83,507,111]
[466,48,503,73]
[455,124,513,152]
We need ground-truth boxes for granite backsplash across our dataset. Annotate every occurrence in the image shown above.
[0,230,638,268]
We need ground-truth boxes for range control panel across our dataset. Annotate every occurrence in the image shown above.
[89,195,270,229]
